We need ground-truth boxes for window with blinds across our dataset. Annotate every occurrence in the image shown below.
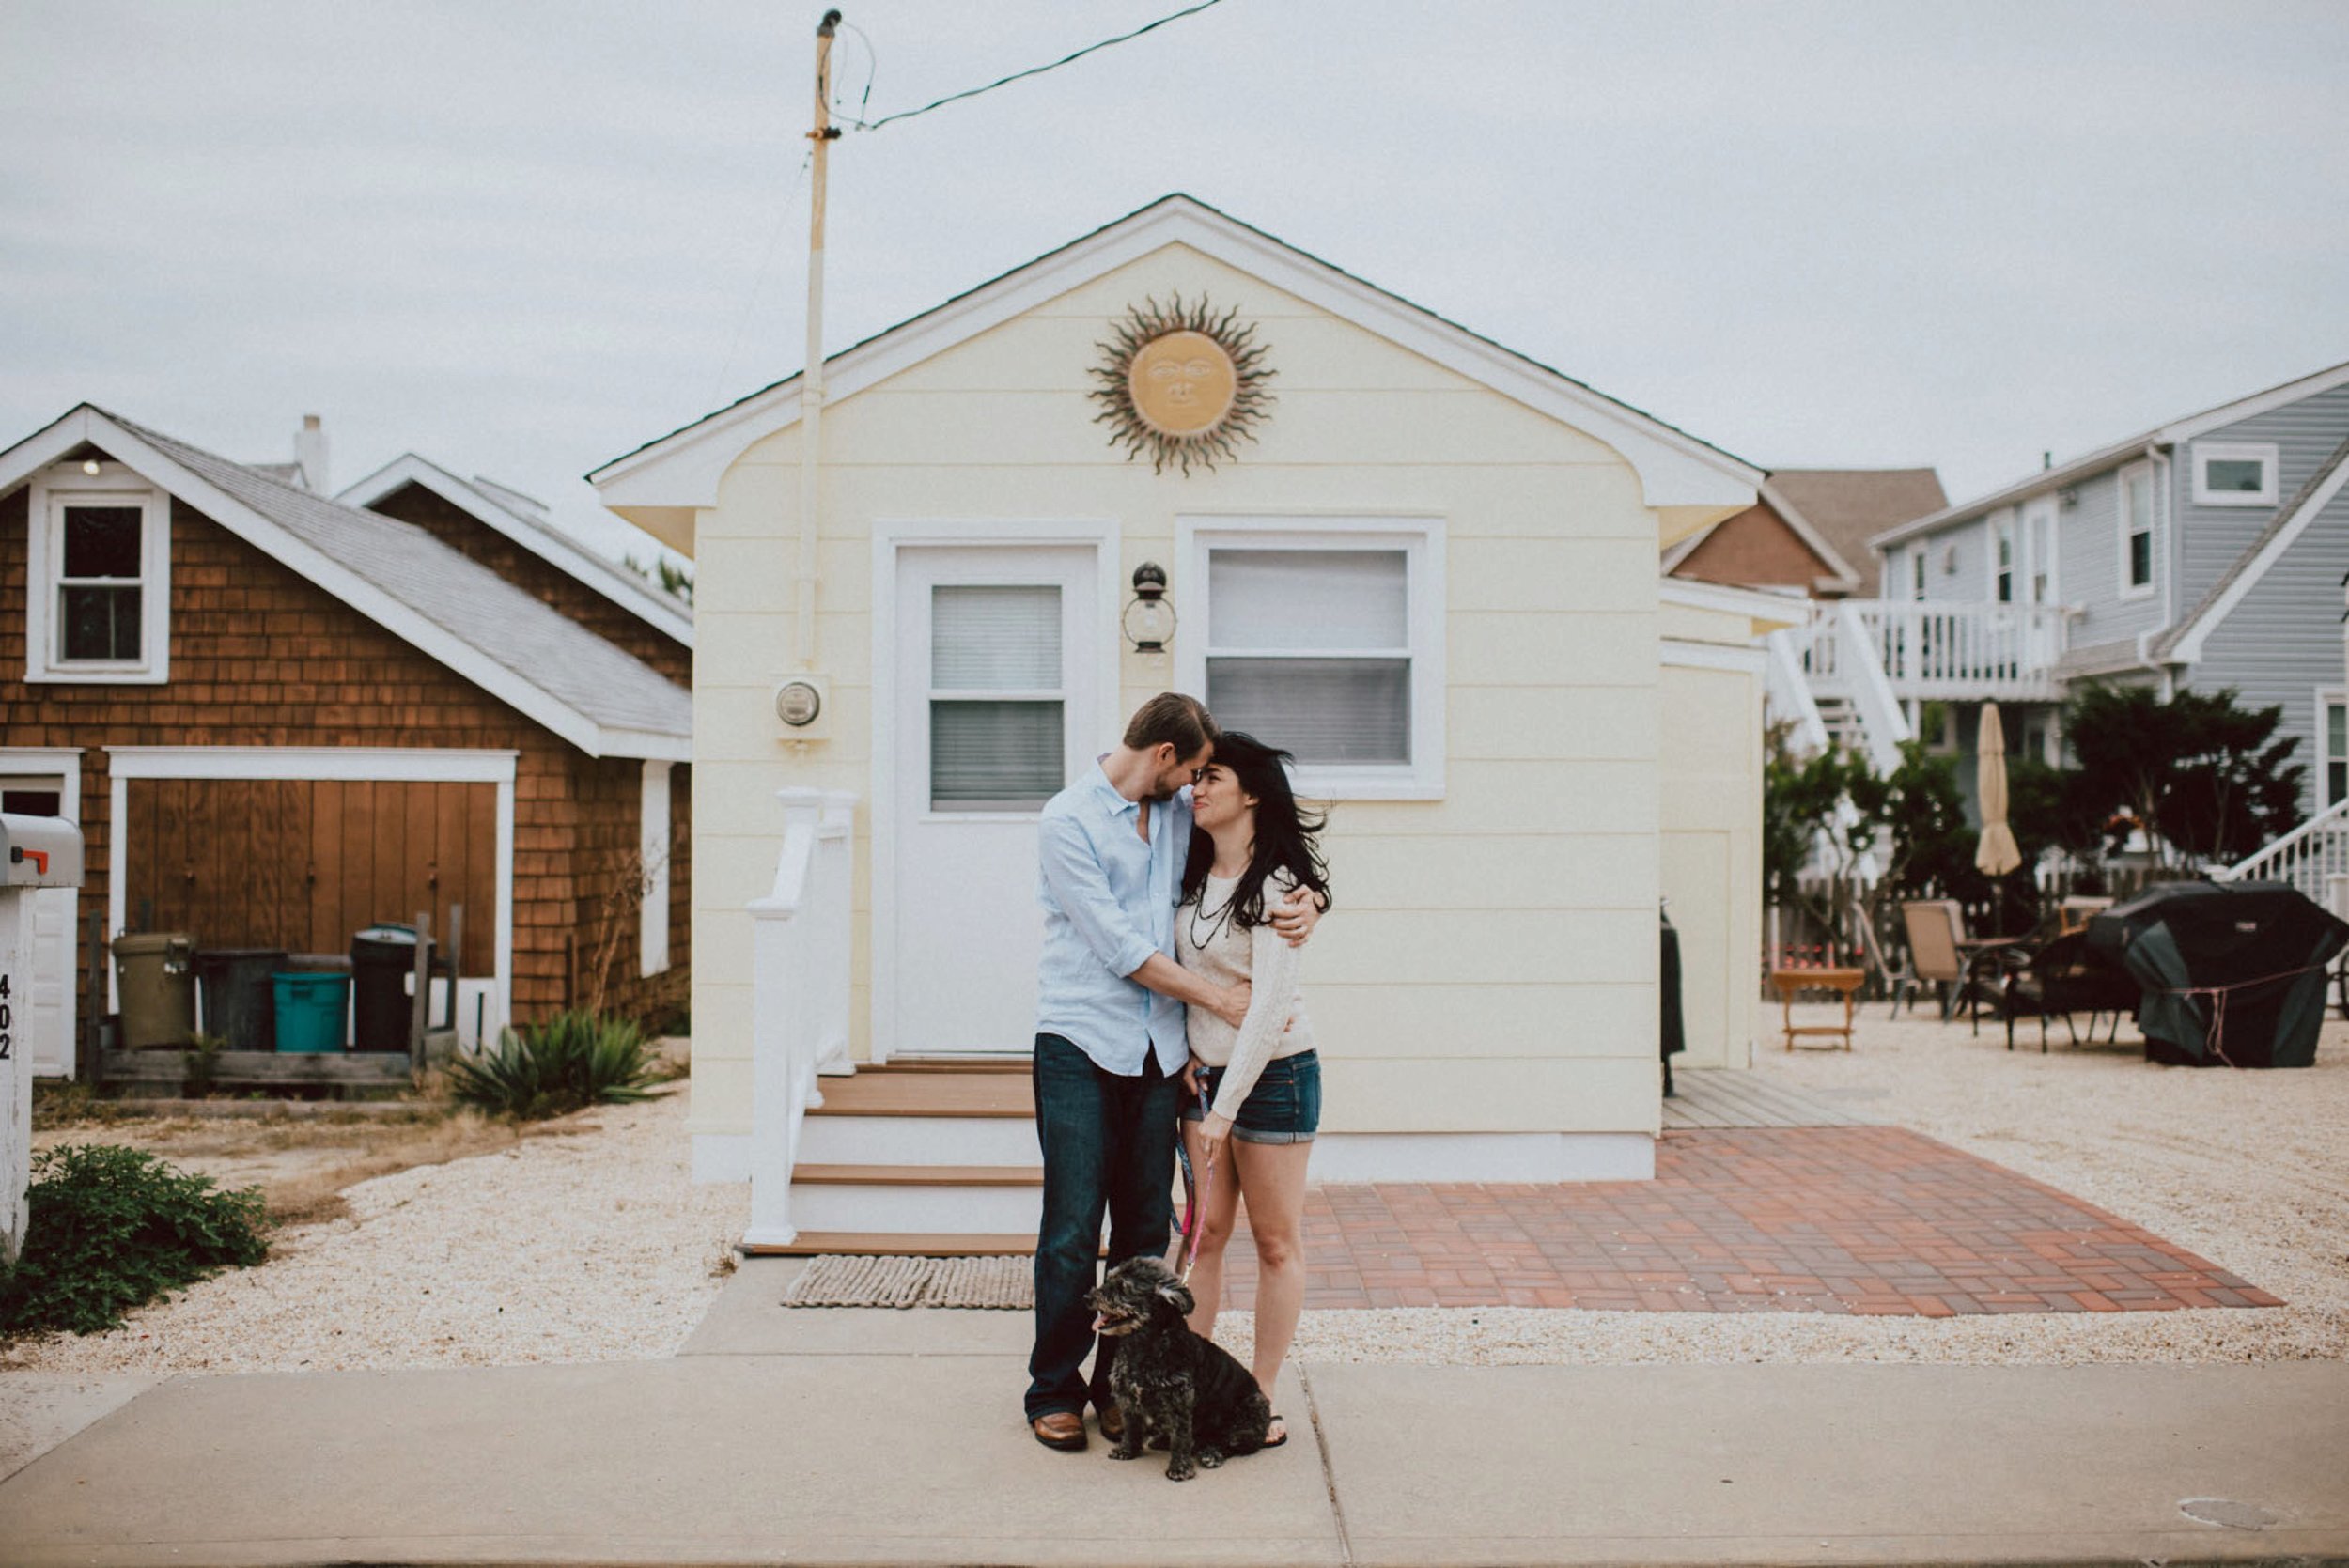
[1205,549,1410,765]
[928,584,1065,811]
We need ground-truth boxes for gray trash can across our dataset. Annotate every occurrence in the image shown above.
[194,948,287,1052]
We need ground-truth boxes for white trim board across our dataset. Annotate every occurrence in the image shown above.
[102,747,517,1032]
[0,407,684,761]
[590,195,1759,532]
[1657,577,1810,628]
[338,453,695,647]
[1661,638,1767,674]
[866,519,1122,1065]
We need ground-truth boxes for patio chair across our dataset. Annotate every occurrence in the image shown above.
[1893,899,2016,1034]
[1992,930,2141,1052]
[2056,895,2114,937]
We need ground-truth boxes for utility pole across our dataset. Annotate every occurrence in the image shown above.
[796,9,841,672]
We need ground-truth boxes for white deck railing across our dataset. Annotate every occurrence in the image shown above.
[2217,798,2349,915]
[1803,600,2071,702]
[743,787,858,1250]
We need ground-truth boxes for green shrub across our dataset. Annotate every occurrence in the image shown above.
[445,1010,662,1120]
[1,1144,270,1338]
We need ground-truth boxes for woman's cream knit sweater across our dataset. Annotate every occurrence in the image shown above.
[1176,869,1315,1124]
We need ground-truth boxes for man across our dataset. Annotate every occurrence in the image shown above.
[1026,692,1317,1451]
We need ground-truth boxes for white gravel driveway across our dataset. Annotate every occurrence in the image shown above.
[5,1008,2343,1388]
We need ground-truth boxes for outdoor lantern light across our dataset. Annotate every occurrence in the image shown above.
[2059,486,2080,510]
[1123,562,1176,652]
[80,458,100,475]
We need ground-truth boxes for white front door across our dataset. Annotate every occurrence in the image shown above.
[890,546,1103,1055]
[0,774,78,1078]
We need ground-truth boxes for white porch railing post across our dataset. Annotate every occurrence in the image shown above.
[743,787,857,1251]
[1764,627,1831,757]
[1833,599,1911,775]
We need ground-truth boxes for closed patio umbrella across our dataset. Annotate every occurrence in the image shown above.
[1975,702,2021,877]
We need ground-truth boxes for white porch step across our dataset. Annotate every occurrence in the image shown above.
[786,1064,1044,1243]
[796,1114,1038,1166]
[790,1165,1044,1234]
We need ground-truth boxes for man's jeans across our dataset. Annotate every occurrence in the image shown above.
[1026,1032,1179,1421]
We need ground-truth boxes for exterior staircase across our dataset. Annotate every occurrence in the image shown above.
[744,1060,1044,1256]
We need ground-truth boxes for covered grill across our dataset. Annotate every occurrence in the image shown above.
[2085,881,2348,1068]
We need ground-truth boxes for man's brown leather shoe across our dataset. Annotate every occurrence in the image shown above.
[1097,1405,1124,1443]
[1031,1411,1086,1451]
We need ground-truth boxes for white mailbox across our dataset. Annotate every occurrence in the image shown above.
[2,812,86,1265]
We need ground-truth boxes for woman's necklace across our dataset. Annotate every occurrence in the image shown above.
[1188,874,1241,954]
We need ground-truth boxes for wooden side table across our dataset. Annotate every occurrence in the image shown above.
[1769,967,1866,1051]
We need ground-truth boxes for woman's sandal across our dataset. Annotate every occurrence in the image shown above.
[1264,1415,1289,1449]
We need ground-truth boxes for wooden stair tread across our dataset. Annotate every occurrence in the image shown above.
[864,1057,1029,1074]
[813,1072,1035,1117]
[742,1232,1037,1258]
[793,1163,1042,1187]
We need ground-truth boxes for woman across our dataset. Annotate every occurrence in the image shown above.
[1174,730,1330,1451]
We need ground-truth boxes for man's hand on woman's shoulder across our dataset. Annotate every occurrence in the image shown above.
[1269,886,1326,948]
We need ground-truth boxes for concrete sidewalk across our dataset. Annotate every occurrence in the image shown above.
[2,1261,2343,1566]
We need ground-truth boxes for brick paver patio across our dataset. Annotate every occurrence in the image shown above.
[1220,1126,2281,1315]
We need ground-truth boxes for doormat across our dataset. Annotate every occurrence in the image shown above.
[782,1254,1032,1310]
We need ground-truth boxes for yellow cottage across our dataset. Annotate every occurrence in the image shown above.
[590,196,1795,1248]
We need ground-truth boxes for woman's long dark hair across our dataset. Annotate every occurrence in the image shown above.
[1181,730,1331,928]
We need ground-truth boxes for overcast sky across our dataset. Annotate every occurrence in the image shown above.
[6,1,2345,565]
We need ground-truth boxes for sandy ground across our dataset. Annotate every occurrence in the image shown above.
[5,1006,2343,1404]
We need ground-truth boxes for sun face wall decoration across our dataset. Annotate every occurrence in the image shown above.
[1088,294,1275,475]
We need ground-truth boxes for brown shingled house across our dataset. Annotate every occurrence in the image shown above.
[1665,468,1948,598]
[2,407,692,1077]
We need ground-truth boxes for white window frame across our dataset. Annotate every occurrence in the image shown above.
[1987,510,2015,604]
[1176,516,1445,800]
[1907,544,1926,601]
[2319,689,2347,811]
[24,461,171,683]
[2116,459,2157,602]
[639,760,672,976]
[1920,701,1958,755]
[2020,498,2059,607]
[2190,442,2279,507]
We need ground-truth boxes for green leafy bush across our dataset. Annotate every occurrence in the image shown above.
[445,1010,662,1120]
[1,1144,269,1337]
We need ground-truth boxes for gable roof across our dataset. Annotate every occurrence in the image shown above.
[337,453,694,648]
[588,194,1760,548]
[1764,469,1948,592]
[2156,428,2349,665]
[1660,476,1873,595]
[1,406,689,759]
[1872,358,2349,551]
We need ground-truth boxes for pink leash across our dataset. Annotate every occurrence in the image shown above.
[1175,1077,1215,1284]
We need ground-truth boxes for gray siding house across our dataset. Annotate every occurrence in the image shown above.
[1857,360,2349,835]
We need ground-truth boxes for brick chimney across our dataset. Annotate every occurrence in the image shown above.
[295,413,328,493]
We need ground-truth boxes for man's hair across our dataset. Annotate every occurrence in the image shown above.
[1122,691,1218,757]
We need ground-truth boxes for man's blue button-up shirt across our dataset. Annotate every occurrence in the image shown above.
[1034,761,1190,1077]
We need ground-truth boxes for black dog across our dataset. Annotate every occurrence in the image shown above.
[1087,1256,1272,1481]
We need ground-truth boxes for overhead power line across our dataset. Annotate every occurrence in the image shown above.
[840,0,1229,132]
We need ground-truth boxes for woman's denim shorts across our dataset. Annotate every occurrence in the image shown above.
[1181,1050,1320,1144]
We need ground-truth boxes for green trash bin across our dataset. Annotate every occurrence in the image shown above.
[273,955,351,1054]
[114,933,196,1048]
